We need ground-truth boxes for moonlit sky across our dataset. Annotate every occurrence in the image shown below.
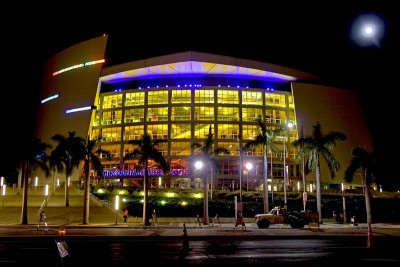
[2,3,398,189]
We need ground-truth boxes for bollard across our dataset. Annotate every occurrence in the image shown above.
[182,223,189,251]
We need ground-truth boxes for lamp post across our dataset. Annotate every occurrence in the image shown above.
[196,160,209,225]
[115,195,120,225]
[341,183,347,223]
[44,184,49,207]
[245,162,253,192]
[300,121,307,212]
[2,184,5,207]
[283,122,293,209]
[35,176,38,194]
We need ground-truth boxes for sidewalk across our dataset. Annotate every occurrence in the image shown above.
[1,189,400,238]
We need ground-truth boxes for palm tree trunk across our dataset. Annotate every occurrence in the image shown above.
[65,175,70,207]
[203,167,209,225]
[263,144,269,213]
[364,172,372,248]
[316,162,322,224]
[270,151,274,204]
[20,161,29,225]
[143,161,149,226]
[82,162,90,224]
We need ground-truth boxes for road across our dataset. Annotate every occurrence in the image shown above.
[1,224,400,266]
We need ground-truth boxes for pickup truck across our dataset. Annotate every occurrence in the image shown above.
[254,206,316,229]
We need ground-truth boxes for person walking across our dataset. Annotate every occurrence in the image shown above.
[151,209,158,228]
[195,214,202,227]
[123,209,129,222]
[235,211,246,230]
[37,210,48,231]
[215,213,221,226]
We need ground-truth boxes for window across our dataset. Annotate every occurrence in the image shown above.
[125,108,145,123]
[195,89,214,103]
[147,107,168,122]
[194,106,214,120]
[217,106,239,121]
[124,125,144,141]
[171,124,191,139]
[171,89,191,103]
[125,92,144,106]
[217,90,238,104]
[242,91,262,105]
[148,90,168,105]
[171,106,191,121]
[102,127,121,142]
[103,94,123,109]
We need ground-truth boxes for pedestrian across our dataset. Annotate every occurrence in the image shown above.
[215,213,221,226]
[332,211,337,222]
[55,227,72,266]
[151,208,158,228]
[196,214,202,227]
[235,212,246,230]
[37,210,48,231]
[123,208,129,222]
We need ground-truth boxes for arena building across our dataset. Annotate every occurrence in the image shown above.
[34,35,373,194]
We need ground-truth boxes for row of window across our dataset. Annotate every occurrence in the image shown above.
[102,89,293,108]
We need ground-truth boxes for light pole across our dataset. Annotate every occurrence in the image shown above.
[2,184,5,207]
[115,195,120,225]
[245,162,253,192]
[300,121,307,212]
[196,160,209,225]
[341,183,347,223]
[35,176,38,194]
[283,122,293,209]
[44,184,49,207]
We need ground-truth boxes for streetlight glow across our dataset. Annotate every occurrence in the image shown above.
[195,161,203,169]
[115,195,120,225]
[245,162,253,191]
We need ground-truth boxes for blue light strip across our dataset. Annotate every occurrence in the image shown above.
[66,105,96,114]
[41,93,60,104]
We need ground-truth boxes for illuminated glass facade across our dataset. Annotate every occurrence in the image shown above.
[93,81,300,193]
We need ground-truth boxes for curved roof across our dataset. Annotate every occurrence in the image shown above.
[100,51,320,84]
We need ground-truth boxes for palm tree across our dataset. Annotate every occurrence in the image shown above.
[81,136,110,224]
[292,122,346,224]
[267,127,285,204]
[123,133,169,227]
[344,146,376,248]
[244,117,283,213]
[50,131,86,207]
[19,135,51,224]
[191,126,229,225]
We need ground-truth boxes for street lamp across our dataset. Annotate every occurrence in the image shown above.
[283,122,293,209]
[341,183,347,223]
[35,176,38,194]
[115,195,120,225]
[245,162,253,192]
[44,184,49,207]
[196,160,209,225]
[2,184,5,207]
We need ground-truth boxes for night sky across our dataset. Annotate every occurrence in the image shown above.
[2,4,398,190]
